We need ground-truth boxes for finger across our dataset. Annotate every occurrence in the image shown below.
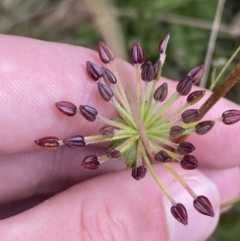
[0,165,222,241]
[0,34,129,155]
[1,34,240,169]
[0,146,125,204]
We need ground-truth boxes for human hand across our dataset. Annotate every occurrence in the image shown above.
[0,35,239,241]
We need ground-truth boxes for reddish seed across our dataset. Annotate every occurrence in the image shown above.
[158,33,170,55]
[181,109,199,123]
[195,120,215,135]
[130,41,145,64]
[55,101,77,116]
[86,61,103,81]
[82,155,100,170]
[35,136,59,150]
[222,110,240,125]
[177,142,195,155]
[98,42,114,63]
[180,155,198,170]
[79,105,98,122]
[154,83,168,102]
[176,77,192,96]
[141,61,155,81]
[106,147,121,158]
[63,135,85,148]
[102,67,117,84]
[99,125,115,137]
[154,150,170,162]
[132,165,147,180]
[193,195,215,217]
[187,90,206,105]
[171,203,188,225]
[169,126,185,137]
[187,64,204,84]
[98,82,114,102]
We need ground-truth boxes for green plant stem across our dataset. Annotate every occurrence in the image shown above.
[220,196,240,209]
[164,163,197,199]
[141,141,175,205]
[209,45,240,91]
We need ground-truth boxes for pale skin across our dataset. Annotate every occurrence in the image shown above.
[0,35,239,241]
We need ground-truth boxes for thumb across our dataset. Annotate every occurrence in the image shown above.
[0,165,220,241]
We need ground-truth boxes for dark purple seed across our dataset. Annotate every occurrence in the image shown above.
[195,120,215,135]
[187,90,206,105]
[158,34,170,54]
[180,155,198,170]
[98,82,114,102]
[176,77,192,96]
[181,109,199,123]
[82,155,100,170]
[171,203,188,225]
[35,136,59,150]
[55,101,77,117]
[154,83,168,102]
[130,41,145,64]
[86,61,103,81]
[102,67,117,84]
[132,165,147,180]
[63,135,85,148]
[169,126,185,137]
[153,59,161,79]
[106,147,121,158]
[99,125,115,137]
[187,65,204,84]
[141,61,155,81]
[177,142,195,155]
[154,150,170,162]
[222,110,240,125]
[98,42,114,63]
[193,195,215,217]
[79,105,98,122]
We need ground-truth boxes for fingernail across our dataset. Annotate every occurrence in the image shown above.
[163,174,220,241]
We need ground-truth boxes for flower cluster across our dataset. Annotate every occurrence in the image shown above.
[35,35,240,225]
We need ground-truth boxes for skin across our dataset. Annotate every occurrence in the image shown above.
[0,35,239,241]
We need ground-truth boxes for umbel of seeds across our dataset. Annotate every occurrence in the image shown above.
[35,35,240,225]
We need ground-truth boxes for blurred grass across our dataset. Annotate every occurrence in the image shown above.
[0,0,239,240]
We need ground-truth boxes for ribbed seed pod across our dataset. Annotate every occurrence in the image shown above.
[141,61,155,81]
[181,109,199,123]
[131,165,147,180]
[171,203,188,226]
[187,90,206,105]
[154,150,170,162]
[35,136,59,150]
[176,77,192,96]
[106,147,121,158]
[177,142,195,155]
[79,105,98,122]
[99,125,115,137]
[63,135,85,148]
[86,61,103,81]
[193,195,215,217]
[187,65,204,84]
[154,83,168,102]
[222,110,240,125]
[98,82,114,102]
[82,155,100,170]
[195,121,215,135]
[98,42,114,63]
[130,42,145,64]
[180,155,198,170]
[55,101,77,116]
[158,34,170,55]
[102,67,117,84]
[169,126,185,137]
